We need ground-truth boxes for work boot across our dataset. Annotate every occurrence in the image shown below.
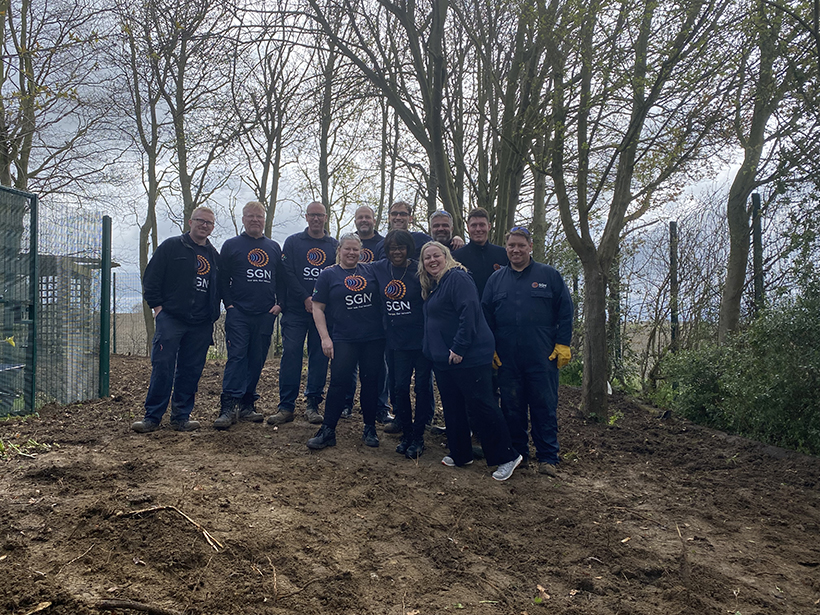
[131,419,160,433]
[305,397,324,424]
[375,407,394,424]
[170,420,201,432]
[267,408,294,426]
[395,437,411,455]
[405,438,425,459]
[307,425,336,450]
[214,394,240,430]
[238,400,263,423]
[383,419,402,434]
[362,425,380,447]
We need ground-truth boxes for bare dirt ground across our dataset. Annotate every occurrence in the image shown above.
[1,355,819,615]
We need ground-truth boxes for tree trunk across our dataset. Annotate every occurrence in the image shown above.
[581,256,609,421]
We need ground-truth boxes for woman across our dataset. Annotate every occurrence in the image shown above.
[307,234,385,449]
[419,241,522,481]
[372,230,433,458]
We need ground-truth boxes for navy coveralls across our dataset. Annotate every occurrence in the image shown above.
[482,260,573,464]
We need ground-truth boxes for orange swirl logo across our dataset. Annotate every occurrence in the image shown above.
[247,248,269,268]
[307,248,326,266]
[532,282,539,288]
[494,263,502,270]
[384,280,406,300]
[345,275,367,292]
[359,248,375,263]
[197,255,211,275]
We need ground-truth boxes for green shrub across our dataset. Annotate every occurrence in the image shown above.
[661,290,820,455]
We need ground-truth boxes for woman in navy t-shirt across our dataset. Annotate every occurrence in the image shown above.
[372,230,433,459]
[308,234,385,450]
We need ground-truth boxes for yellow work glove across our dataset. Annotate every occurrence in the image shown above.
[549,344,571,369]
[492,352,502,369]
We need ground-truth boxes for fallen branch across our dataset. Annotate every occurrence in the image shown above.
[94,599,184,615]
[115,506,223,552]
[56,544,95,575]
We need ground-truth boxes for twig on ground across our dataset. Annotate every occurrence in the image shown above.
[94,598,184,615]
[115,505,223,551]
[676,522,690,586]
[56,544,95,575]
[275,577,325,600]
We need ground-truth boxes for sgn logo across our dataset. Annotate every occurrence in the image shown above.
[304,247,328,279]
[359,248,375,263]
[197,255,211,275]
[247,248,269,267]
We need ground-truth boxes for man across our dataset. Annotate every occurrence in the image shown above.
[375,201,433,260]
[133,206,220,433]
[428,210,465,253]
[269,201,338,426]
[482,226,573,477]
[214,201,286,430]
[354,205,383,263]
[453,208,509,298]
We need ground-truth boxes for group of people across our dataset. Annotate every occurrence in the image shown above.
[133,199,573,482]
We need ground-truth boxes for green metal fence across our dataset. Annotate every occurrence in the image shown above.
[0,187,37,416]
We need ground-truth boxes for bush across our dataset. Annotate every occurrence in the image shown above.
[661,291,820,455]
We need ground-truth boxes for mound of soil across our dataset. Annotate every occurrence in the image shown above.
[1,355,819,615]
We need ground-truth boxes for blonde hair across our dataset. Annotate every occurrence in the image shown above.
[335,233,362,264]
[243,201,266,216]
[418,241,467,299]
[190,206,215,220]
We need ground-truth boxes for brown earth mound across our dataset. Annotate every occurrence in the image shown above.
[1,355,819,615]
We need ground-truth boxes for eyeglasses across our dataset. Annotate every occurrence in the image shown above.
[510,226,531,236]
[390,210,410,217]
[306,213,327,219]
[191,218,215,227]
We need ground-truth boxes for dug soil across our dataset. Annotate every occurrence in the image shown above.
[1,355,819,615]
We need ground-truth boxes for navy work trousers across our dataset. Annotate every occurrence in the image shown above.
[434,364,518,467]
[388,348,433,440]
[323,339,386,429]
[143,311,213,424]
[278,310,329,410]
[221,308,275,402]
[498,354,560,464]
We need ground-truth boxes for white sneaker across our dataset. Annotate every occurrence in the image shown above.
[441,456,474,467]
[492,455,523,481]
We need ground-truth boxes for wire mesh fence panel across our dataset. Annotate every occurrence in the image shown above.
[0,188,35,416]
[36,206,102,406]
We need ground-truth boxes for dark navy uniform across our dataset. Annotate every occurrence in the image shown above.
[220,232,285,406]
[312,263,385,429]
[482,260,573,464]
[452,241,509,298]
[358,232,384,263]
[142,232,220,425]
[278,229,339,411]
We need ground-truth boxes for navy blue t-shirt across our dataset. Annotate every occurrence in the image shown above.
[358,232,384,263]
[371,259,424,350]
[312,263,384,342]
[191,243,215,323]
[220,232,284,314]
[281,229,339,312]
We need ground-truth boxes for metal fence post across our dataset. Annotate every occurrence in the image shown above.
[99,216,112,397]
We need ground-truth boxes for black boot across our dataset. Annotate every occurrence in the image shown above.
[305,396,324,424]
[238,398,263,423]
[307,425,336,450]
[214,394,240,430]
[405,438,425,459]
[362,424,380,447]
[395,437,411,455]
